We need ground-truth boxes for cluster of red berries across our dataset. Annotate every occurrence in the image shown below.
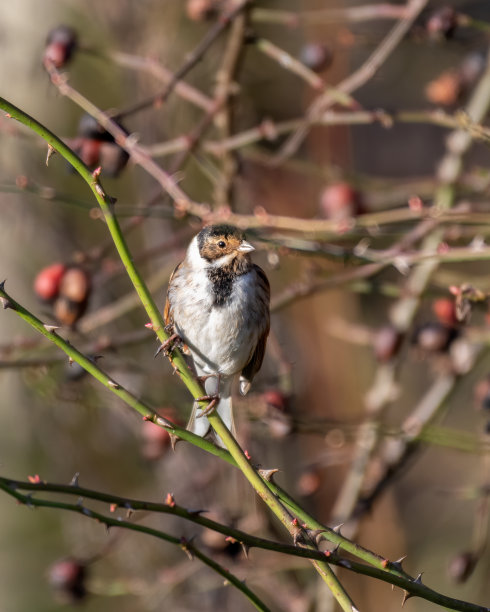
[34,263,91,327]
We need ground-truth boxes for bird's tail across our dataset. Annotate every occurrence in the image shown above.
[186,375,235,448]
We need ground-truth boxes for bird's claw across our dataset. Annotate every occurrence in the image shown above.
[154,333,181,358]
[196,395,220,418]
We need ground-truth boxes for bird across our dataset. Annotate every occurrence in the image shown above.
[164,224,270,446]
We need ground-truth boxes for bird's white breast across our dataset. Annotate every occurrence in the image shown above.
[169,237,262,377]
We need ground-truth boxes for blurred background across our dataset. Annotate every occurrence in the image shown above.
[0,0,489,610]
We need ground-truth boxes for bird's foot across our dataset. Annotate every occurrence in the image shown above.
[196,394,220,418]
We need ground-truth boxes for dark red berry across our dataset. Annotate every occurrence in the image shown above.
[48,558,87,602]
[43,26,78,69]
[319,182,363,220]
[299,43,334,73]
[373,326,403,362]
[432,298,457,326]
[426,7,458,41]
[447,551,477,583]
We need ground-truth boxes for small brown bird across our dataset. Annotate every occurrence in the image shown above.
[164,225,270,445]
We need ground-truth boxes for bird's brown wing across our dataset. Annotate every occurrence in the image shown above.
[163,262,182,328]
[240,265,270,394]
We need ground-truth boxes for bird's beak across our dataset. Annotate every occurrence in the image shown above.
[238,240,255,253]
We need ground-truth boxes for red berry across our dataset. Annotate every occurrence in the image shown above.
[297,467,322,496]
[319,182,363,220]
[262,389,287,411]
[432,298,457,326]
[186,0,218,21]
[141,409,179,460]
[34,263,66,301]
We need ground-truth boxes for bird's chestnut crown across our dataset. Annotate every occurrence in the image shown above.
[197,225,254,262]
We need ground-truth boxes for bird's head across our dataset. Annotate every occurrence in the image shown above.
[197,225,254,266]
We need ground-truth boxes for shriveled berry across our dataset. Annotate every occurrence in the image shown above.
[53,296,86,327]
[34,263,66,301]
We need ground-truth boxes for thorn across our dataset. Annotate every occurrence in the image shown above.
[46,144,56,166]
[391,555,407,571]
[292,527,304,546]
[156,416,174,429]
[126,508,133,519]
[95,183,105,197]
[240,542,250,558]
[401,590,413,607]
[308,529,325,546]
[188,508,207,516]
[105,524,111,533]
[43,324,59,333]
[107,380,120,389]
[154,344,166,358]
[68,356,74,366]
[332,522,344,534]
[154,333,180,358]
[258,468,279,481]
[0,279,5,291]
[414,573,423,584]
[180,537,194,561]
[169,434,180,451]
[0,296,13,310]
[69,472,79,486]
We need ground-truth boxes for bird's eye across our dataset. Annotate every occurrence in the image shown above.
[218,241,226,248]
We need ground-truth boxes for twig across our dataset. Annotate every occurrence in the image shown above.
[251,4,410,27]
[275,0,428,161]
[331,48,490,531]
[112,0,251,120]
[0,479,270,611]
[1,476,489,612]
